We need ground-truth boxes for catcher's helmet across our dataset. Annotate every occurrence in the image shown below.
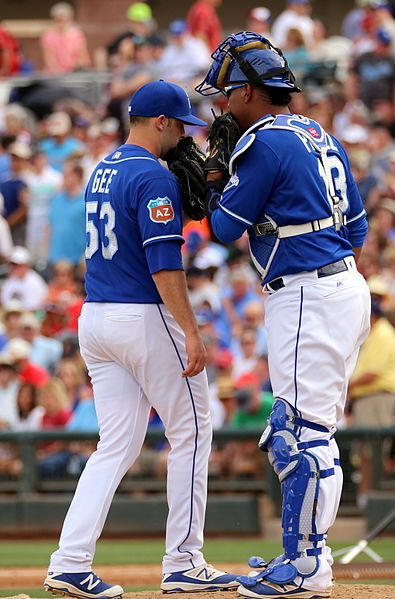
[195,31,301,96]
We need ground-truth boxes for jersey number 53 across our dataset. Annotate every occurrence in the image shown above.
[85,201,118,260]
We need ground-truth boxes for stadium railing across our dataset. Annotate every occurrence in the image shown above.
[0,427,394,512]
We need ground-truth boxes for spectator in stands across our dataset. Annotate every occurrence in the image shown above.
[186,0,223,52]
[348,291,395,506]
[283,27,311,80]
[0,191,13,264]
[19,312,63,376]
[25,150,62,270]
[81,123,113,186]
[232,375,274,428]
[3,104,32,145]
[157,20,211,83]
[0,352,19,429]
[382,243,395,304]
[12,382,43,431]
[0,300,24,351]
[349,148,378,206]
[56,358,87,412]
[108,37,159,127]
[370,198,395,241]
[2,337,49,387]
[1,247,48,312]
[246,7,275,43]
[0,141,31,246]
[186,266,221,315]
[272,0,315,49]
[232,326,259,380]
[40,304,69,338]
[47,260,78,307]
[39,112,85,173]
[366,121,395,180]
[47,161,86,267]
[348,28,395,111]
[102,3,155,70]
[309,18,353,83]
[66,383,98,431]
[238,301,268,357]
[40,1,91,74]
[341,0,372,42]
[36,377,73,479]
[0,20,21,77]
[370,0,395,52]
[216,264,260,347]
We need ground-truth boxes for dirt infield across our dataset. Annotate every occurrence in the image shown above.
[1,564,395,598]
[4,584,395,599]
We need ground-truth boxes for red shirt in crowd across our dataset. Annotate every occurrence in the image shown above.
[41,408,72,428]
[19,361,50,387]
[0,23,21,75]
[186,0,222,52]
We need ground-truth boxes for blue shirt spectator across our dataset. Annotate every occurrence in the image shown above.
[48,162,86,265]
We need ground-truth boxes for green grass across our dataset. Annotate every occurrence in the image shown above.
[1,538,395,568]
[0,539,394,596]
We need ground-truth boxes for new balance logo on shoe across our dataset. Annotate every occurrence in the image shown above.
[161,563,240,593]
[43,571,123,599]
[80,575,101,591]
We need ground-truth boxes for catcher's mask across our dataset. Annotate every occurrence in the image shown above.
[195,30,301,96]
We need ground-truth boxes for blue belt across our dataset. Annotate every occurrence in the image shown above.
[268,259,349,291]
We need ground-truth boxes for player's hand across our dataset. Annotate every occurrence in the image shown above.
[182,330,207,377]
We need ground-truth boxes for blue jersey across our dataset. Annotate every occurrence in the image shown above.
[211,114,368,284]
[84,144,184,303]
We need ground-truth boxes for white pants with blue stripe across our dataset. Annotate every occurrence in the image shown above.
[49,302,212,574]
[264,258,371,590]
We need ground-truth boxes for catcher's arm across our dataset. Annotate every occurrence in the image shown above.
[204,112,240,222]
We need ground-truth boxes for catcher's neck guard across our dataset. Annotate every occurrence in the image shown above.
[195,31,301,96]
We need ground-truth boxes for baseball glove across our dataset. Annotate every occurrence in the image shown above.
[166,136,206,221]
[204,111,240,173]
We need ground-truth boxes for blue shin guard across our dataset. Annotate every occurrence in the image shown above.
[259,399,333,578]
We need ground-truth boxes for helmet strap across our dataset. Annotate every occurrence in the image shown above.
[227,46,297,87]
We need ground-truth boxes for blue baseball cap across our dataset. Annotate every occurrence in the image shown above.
[169,19,187,35]
[128,80,207,126]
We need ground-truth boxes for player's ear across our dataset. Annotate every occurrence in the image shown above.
[242,83,253,103]
[156,115,169,131]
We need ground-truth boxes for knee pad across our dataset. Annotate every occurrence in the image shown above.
[259,399,334,577]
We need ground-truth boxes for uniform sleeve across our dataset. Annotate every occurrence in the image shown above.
[137,173,185,248]
[145,240,184,274]
[211,139,281,243]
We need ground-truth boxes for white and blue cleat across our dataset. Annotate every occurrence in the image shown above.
[236,559,331,598]
[44,572,124,599]
[161,563,240,593]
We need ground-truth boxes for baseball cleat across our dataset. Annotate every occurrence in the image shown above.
[44,572,124,599]
[161,563,240,593]
[237,581,331,598]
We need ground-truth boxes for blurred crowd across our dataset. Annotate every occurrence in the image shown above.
[1,0,395,500]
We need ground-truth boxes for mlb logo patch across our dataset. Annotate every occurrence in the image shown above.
[147,197,175,224]
[112,151,122,159]
[307,126,319,138]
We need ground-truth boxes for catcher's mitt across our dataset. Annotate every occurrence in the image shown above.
[166,136,206,221]
[204,112,240,173]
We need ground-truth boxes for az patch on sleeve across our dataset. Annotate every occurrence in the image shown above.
[147,197,175,224]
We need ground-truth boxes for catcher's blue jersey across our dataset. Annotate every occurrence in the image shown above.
[211,113,368,283]
[84,144,184,303]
